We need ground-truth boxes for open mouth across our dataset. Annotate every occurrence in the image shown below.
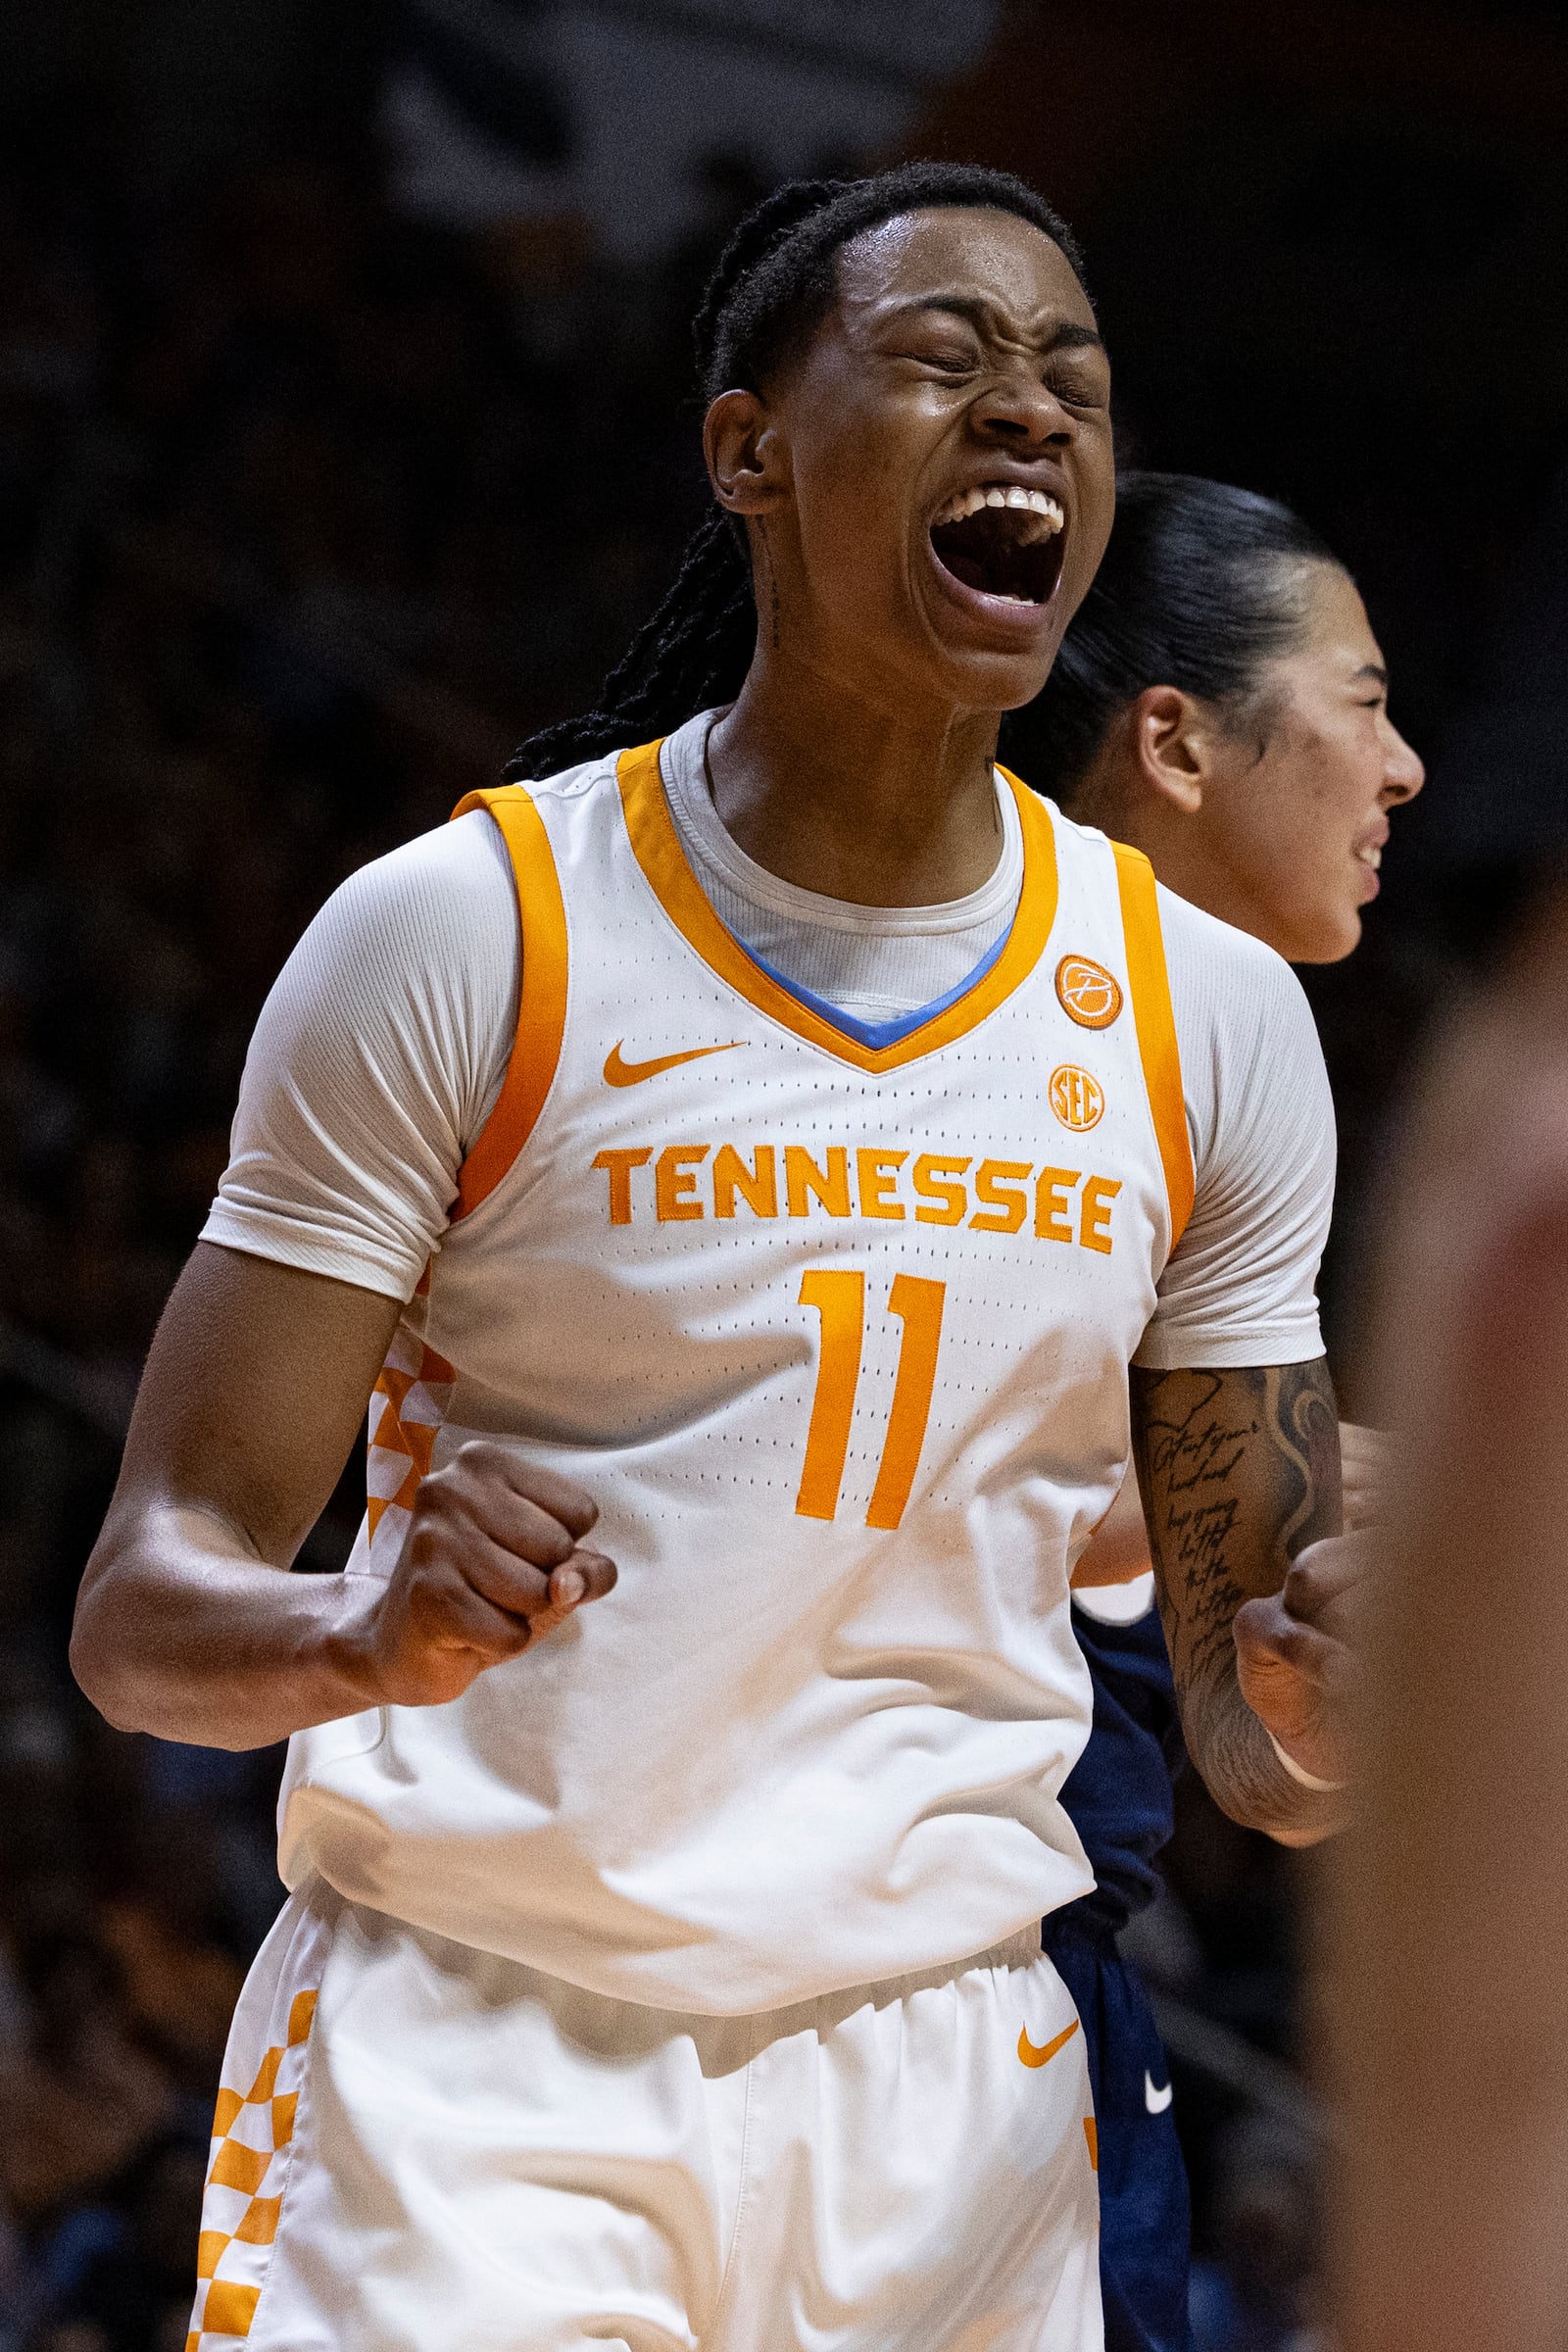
[929,484,1066,608]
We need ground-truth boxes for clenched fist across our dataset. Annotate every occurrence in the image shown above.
[1233,1426,1394,1789]
[1233,1525,1374,1789]
[348,1441,617,1708]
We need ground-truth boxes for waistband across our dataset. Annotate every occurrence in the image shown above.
[1040,1902,1122,1957]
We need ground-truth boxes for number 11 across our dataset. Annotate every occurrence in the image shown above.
[795,1270,947,1531]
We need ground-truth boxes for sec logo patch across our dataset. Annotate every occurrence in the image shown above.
[1055,955,1123,1030]
[1050,1064,1104,1133]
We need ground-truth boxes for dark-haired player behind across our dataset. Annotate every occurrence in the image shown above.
[1003,469,1422,2351]
[76,172,1357,2348]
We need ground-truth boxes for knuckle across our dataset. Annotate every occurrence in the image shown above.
[1232,1606,1269,1660]
[411,1463,463,1523]
[1283,1561,1320,1613]
[443,1435,506,1487]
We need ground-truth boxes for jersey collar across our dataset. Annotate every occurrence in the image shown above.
[614,739,1058,1075]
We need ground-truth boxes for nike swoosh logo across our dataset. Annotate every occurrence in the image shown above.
[1145,2072,1173,2114]
[603,1040,744,1088]
[1017,2019,1081,2070]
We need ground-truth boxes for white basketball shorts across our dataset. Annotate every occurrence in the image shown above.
[186,1878,1102,2351]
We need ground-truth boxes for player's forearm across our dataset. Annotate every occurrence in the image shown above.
[1132,1358,1348,1840]
[1180,1663,1346,1846]
[71,1499,380,1748]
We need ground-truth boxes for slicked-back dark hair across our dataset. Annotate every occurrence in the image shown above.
[508,163,1088,781]
[999,470,1341,804]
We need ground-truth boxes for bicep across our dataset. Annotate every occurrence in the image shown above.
[101,1242,400,1570]
[1129,1359,1342,1699]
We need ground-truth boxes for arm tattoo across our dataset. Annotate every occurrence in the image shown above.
[1130,1359,1341,1830]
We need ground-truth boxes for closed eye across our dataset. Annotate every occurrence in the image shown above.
[896,346,981,375]
[1045,365,1110,409]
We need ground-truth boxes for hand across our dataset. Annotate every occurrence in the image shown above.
[1341,1421,1395,1533]
[1233,1527,1376,1788]
[349,1441,616,1708]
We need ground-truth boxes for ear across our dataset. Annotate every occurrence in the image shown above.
[1130,684,1212,816]
[704,389,791,518]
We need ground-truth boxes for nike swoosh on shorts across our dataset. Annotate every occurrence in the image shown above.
[1145,2071,1173,2113]
[1017,2020,1081,2070]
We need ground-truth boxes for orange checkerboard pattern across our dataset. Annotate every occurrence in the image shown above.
[185,1986,318,2350]
[366,1326,456,1549]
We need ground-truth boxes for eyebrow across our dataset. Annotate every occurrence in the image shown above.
[1353,663,1389,686]
[885,294,1105,354]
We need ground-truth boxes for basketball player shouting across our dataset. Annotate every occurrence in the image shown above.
[1004,469,1423,2352]
[75,168,1353,2351]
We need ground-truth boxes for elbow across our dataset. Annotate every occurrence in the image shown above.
[70,1561,148,1733]
[1203,1777,1280,1838]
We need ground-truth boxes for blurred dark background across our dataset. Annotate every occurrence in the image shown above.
[3,3,1566,2345]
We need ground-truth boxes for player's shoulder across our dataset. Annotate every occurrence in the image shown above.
[326,745,622,921]
[1147,884,1306,1030]
[1153,885,1326,1117]
[1046,804,1308,1028]
[324,749,632,960]
[1152,877,1298,998]
[514,749,626,810]
[324,802,514,940]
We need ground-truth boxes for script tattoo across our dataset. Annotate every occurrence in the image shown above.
[1129,1359,1341,1827]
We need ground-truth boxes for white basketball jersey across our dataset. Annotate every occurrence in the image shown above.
[277,741,1195,2013]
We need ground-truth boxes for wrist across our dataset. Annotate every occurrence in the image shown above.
[1265,1725,1348,1794]
[317,1576,386,1711]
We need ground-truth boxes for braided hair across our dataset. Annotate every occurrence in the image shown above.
[999,471,1340,807]
[508,163,1088,781]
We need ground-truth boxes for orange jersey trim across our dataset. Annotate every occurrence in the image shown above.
[614,740,1059,1074]
[1110,842,1195,1252]
[449,784,569,1218]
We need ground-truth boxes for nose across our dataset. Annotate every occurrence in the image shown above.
[973,368,1072,448]
[1381,718,1425,807]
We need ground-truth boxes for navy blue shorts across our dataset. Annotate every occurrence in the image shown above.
[1050,1598,1192,2352]
[1043,1914,1193,2352]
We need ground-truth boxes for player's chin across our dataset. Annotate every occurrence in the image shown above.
[1293,898,1364,965]
[914,564,1064,708]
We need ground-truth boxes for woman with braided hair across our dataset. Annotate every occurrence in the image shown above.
[75,166,1359,2350]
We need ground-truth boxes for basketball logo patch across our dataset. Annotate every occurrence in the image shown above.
[1055,955,1123,1030]
[1050,1065,1104,1133]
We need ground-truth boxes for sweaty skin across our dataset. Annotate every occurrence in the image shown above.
[72,210,1344,1867]
[702,206,1114,906]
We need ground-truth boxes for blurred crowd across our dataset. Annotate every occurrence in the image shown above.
[0,93,1399,2352]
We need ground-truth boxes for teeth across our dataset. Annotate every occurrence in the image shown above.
[930,485,1064,532]
[1357,846,1382,868]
